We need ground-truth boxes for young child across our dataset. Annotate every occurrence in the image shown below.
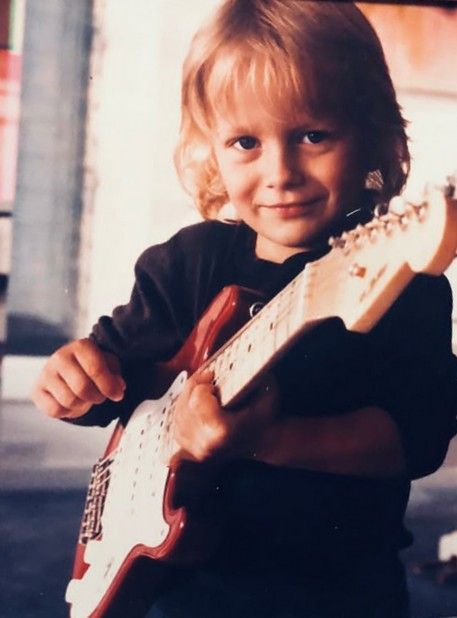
[33,1,457,616]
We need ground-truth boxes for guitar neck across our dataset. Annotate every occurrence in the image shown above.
[202,267,320,407]
[201,187,457,408]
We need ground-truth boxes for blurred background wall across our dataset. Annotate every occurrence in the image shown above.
[0,0,23,383]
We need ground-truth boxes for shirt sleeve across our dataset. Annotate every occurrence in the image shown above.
[71,233,194,427]
[370,274,457,479]
[69,220,239,428]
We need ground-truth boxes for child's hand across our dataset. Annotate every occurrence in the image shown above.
[31,338,126,419]
[172,370,279,462]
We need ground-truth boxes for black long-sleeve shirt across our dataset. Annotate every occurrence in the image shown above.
[80,220,457,573]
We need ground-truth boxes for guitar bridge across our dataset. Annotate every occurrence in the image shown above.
[79,455,114,545]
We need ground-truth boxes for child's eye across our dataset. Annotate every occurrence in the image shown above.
[233,136,259,151]
[298,131,328,145]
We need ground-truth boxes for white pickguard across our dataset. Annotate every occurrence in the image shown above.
[66,371,188,618]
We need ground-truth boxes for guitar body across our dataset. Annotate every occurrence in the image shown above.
[66,285,264,618]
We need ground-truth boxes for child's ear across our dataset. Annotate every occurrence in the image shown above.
[364,169,384,192]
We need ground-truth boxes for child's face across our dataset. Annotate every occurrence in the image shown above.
[211,89,365,263]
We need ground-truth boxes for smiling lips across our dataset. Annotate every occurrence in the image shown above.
[261,197,323,217]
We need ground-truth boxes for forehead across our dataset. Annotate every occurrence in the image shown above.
[204,46,340,134]
[207,48,298,105]
[209,80,330,137]
[212,101,313,138]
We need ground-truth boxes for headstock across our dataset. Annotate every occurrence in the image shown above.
[307,182,457,333]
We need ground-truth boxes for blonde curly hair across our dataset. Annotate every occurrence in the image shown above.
[174,0,410,219]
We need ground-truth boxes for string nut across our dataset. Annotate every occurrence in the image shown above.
[382,219,395,235]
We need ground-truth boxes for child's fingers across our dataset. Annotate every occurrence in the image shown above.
[32,364,97,418]
[32,338,126,419]
[58,358,108,404]
[104,351,126,389]
[175,370,216,409]
[176,373,219,419]
[71,339,126,401]
[191,369,216,386]
[188,382,219,412]
[187,370,217,400]
[42,340,112,404]
[45,372,94,410]
[32,386,91,419]
[172,370,226,461]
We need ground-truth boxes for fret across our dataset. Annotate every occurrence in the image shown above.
[288,272,307,330]
[207,353,224,382]
[216,345,233,379]
[290,267,312,326]
[273,311,290,350]
[274,290,294,348]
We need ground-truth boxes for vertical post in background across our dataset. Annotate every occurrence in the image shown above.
[0,0,25,384]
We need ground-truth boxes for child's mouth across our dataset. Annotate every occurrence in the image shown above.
[261,198,323,218]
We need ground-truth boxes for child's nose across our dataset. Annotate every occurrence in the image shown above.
[264,145,304,190]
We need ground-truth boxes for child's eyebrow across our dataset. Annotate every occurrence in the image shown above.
[215,121,255,134]
[214,124,256,140]
[213,116,337,140]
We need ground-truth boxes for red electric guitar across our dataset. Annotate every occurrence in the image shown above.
[66,183,457,618]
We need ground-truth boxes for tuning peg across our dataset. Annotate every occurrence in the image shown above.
[351,224,368,247]
[408,202,428,222]
[382,217,395,235]
[364,219,383,241]
[382,208,408,230]
[388,196,407,216]
[419,172,457,200]
[328,235,345,249]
